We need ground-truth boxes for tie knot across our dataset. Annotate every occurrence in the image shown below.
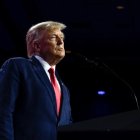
[48,67,55,75]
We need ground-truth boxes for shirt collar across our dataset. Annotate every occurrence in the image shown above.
[34,55,56,71]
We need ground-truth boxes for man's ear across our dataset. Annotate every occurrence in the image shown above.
[33,40,40,52]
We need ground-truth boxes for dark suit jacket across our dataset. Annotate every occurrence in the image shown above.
[0,56,72,140]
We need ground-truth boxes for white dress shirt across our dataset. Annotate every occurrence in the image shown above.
[35,55,61,90]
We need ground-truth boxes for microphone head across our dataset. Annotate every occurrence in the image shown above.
[65,50,99,66]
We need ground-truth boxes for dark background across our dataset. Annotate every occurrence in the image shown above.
[0,0,140,122]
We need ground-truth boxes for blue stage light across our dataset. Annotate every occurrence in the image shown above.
[97,90,106,95]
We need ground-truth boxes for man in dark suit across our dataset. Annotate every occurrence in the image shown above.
[0,21,72,140]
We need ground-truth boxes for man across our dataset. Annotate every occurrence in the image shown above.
[0,21,72,140]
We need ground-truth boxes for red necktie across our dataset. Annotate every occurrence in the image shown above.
[48,67,61,115]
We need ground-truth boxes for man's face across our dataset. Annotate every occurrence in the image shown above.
[38,28,65,64]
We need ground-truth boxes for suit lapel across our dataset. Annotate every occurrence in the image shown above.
[30,56,57,115]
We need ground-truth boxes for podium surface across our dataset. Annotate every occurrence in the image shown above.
[58,110,140,139]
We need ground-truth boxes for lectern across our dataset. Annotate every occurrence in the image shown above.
[58,110,140,140]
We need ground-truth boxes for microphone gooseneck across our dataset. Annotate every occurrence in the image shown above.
[66,50,140,110]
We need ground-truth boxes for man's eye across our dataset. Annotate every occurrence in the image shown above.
[48,35,64,41]
[49,36,56,40]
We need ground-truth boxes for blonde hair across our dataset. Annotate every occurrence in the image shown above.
[26,21,66,57]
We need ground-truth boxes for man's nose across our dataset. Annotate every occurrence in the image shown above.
[57,37,63,45]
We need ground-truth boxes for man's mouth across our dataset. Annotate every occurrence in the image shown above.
[57,48,63,51]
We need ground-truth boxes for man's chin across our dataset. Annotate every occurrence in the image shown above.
[59,54,65,60]
[57,52,65,58]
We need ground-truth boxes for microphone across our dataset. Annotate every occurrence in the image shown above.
[66,50,140,110]
[66,50,98,66]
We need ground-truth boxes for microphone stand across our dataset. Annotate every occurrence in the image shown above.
[87,56,139,110]
[66,51,140,110]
